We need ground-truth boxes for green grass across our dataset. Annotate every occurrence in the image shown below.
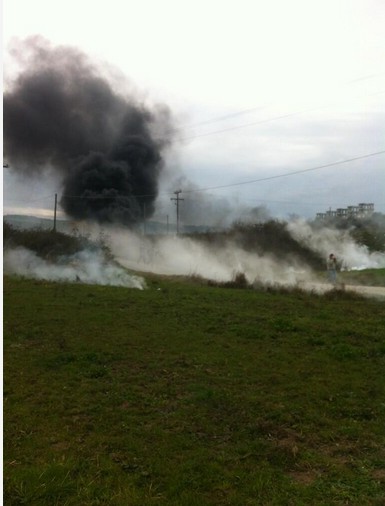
[4,275,385,505]
[339,268,385,287]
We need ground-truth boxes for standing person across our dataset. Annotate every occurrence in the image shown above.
[327,253,337,285]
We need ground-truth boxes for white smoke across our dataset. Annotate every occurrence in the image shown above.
[287,219,385,270]
[108,227,316,287]
[6,217,383,293]
[3,246,146,289]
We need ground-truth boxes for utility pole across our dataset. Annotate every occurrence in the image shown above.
[170,190,184,235]
[53,193,57,232]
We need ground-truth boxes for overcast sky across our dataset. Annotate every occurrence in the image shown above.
[3,0,385,222]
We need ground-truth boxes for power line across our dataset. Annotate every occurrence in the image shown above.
[180,110,309,141]
[180,150,385,194]
[182,105,270,129]
[4,194,55,203]
[171,72,385,135]
[177,91,385,142]
[13,150,384,204]
[58,149,385,200]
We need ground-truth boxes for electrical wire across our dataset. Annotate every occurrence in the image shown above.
[176,90,385,142]
[180,150,385,194]
[5,74,384,209]
[6,149,384,205]
[3,194,55,203]
[59,149,385,200]
[170,72,385,135]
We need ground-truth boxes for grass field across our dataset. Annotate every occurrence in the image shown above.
[339,268,385,287]
[3,274,385,505]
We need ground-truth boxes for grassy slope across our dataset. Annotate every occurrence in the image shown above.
[4,275,385,505]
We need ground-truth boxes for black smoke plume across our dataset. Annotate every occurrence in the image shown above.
[4,36,174,226]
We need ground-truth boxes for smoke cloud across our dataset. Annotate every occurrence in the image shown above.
[95,219,385,295]
[106,227,316,287]
[3,246,145,289]
[287,219,385,270]
[4,216,384,295]
[3,36,174,226]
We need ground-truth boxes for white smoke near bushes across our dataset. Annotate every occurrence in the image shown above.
[107,227,316,287]
[287,219,385,270]
[3,246,146,289]
[4,218,384,291]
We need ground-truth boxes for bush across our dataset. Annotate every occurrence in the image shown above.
[186,220,325,270]
[3,222,93,260]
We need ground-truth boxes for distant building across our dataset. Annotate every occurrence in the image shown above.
[358,203,374,217]
[316,203,374,220]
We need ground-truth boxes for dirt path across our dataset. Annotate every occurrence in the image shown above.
[344,284,385,298]
[303,282,385,299]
